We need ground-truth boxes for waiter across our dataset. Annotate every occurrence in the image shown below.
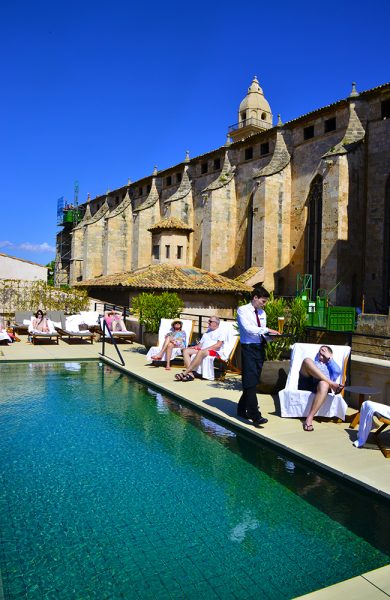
[236,287,279,427]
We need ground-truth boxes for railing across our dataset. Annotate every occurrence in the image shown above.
[99,318,125,367]
[94,301,133,319]
[228,117,267,133]
[180,312,236,343]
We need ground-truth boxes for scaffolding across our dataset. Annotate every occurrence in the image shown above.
[54,183,83,286]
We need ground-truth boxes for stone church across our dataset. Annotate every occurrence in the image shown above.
[56,77,390,313]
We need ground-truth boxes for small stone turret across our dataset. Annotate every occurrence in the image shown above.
[228,76,273,142]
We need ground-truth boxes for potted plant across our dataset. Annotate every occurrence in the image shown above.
[258,294,307,393]
[132,291,183,349]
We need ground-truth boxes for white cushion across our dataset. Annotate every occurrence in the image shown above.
[278,343,351,419]
[79,311,100,326]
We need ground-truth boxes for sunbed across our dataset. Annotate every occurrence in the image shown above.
[278,343,351,420]
[146,318,194,363]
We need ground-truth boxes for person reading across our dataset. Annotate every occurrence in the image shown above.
[299,345,343,431]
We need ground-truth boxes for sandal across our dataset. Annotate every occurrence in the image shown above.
[334,384,344,395]
[182,373,195,382]
[175,372,186,381]
[303,422,314,432]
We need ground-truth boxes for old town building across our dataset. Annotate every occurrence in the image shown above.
[56,77,390,313]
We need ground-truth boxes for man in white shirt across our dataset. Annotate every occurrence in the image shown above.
[174,316,226,381]
[236,287,279,427]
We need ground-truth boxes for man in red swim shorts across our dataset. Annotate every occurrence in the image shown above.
[174,316,226,381]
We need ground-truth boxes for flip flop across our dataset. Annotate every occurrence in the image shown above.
[303,422,314,432]
[175,372,186,381]
[335,385,344,395]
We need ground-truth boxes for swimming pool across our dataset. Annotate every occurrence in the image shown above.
[0,362,389,599]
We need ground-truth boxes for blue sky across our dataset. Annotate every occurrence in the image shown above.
[1,0,389,266]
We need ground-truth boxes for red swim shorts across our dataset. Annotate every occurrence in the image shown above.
[208,350,220,357]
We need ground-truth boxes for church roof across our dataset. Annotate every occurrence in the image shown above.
[147,217,193,233]
[75,263,251,294]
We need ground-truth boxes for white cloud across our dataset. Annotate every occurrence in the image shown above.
[19,242,56,253]
[0,240,55,253]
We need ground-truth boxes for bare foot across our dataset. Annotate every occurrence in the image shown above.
[151,354,162,361]
[165,366,171,370]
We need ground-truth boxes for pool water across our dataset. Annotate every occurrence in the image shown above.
[0,362,389,600]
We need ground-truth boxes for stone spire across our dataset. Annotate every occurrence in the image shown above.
[165,161,192,204]
[254,128,290,178]
[349,82,359,98]
[323,89,365,157]
[203,148,235,192]
[133,166,160,213]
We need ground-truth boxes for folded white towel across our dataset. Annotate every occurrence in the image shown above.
[353,401,390,447]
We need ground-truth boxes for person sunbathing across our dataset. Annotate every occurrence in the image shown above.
[175,316,225,382]
[0,317,12,344]
[31,310,50,333]
[298,345,343,431]
[104,309,127,332]
[151,319,187,370]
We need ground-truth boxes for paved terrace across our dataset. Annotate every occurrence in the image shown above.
[1,337,389,599]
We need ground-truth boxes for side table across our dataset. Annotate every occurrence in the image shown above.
[344,385,381,429]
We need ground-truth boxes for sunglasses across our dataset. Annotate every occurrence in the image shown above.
[208,319,217,323]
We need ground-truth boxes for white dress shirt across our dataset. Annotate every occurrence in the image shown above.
[237,302,268,344]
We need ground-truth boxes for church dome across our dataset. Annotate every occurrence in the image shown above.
[238,76,272,127]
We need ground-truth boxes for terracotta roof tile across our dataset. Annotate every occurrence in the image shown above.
[147,217,193,233]
[75,263,250,294]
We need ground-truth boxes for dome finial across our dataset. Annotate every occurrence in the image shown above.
[277,114,283,127]
[153,165,158,176]
[349,82,359,97]
[184,150,190,163]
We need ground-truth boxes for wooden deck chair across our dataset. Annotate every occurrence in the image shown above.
[146,318,194,364]
[191,321,240,381]
[55,314,94,344]
[374,416,390,458]
[12,311,34,335]
[278,343,351,420]
[99,316,136,344]
[29,318,59,345]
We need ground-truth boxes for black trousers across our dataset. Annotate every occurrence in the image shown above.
[237,343,265,421]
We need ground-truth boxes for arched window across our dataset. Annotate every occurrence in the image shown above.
[305,175,323,294]
[384,176,390,310]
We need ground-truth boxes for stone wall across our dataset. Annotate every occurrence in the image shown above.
[58,84,390,313]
